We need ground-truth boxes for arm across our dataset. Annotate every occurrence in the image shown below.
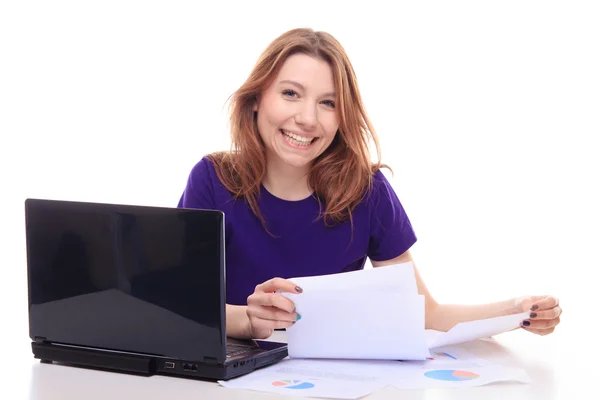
[226,304,252,339]
[371,250,521,332]
[363,170,559,332]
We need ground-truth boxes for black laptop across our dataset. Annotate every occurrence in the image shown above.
[24,198,288,380]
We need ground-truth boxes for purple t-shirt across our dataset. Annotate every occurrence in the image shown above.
[177,156,417,306]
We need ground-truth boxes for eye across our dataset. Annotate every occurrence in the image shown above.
[321,100,336,109]
[282,89,298,98]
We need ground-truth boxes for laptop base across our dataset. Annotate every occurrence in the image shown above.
[32,341,288,380]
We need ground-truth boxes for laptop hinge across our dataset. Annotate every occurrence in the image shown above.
[203,356,219,364]
[34,336,47,344]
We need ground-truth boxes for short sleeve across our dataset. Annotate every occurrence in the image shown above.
[367,171,417,261]
[177,157,217,210]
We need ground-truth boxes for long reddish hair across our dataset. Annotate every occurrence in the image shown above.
[208,28,387,230]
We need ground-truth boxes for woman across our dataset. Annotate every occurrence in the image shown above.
[178,28,561,340]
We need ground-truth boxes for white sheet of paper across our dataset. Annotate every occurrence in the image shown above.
[387,344,531,390]
[285,262,418,294]
[402,345,490,368]
[280,262,527,361]
[219,345,531,397]
[284,289,429,360]
[218,358,397,399]
[391,363,532,389]
[427,311,530,348]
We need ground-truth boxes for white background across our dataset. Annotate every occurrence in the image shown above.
[0,0,598,379]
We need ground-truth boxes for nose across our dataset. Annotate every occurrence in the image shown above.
[294,102,318,131]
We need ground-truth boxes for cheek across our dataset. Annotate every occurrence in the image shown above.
[256,105,279,140]
[255,113,268,141]
[322,116,340,140]
[259,95,291,127]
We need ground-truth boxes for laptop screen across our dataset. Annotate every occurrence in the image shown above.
[25,199,226,363]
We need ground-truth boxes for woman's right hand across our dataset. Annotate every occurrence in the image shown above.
[246,277,303,339]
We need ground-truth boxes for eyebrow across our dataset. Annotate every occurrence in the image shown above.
[279,79,336,98]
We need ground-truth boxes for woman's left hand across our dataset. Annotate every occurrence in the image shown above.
[516,295,562,335]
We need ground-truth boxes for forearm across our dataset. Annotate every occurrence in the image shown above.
[426,298,520,332]
[226,304,252,339]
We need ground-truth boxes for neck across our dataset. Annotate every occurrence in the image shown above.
[263,155,312,201]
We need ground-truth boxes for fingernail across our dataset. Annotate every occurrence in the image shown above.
[295,286,303,293]
[296,314,302,321]
[530,312,537,318]
[522,320,530,327]
[530,304,539,311]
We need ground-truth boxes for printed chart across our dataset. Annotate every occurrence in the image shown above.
[272,380,316,389]
[424,369,480,381]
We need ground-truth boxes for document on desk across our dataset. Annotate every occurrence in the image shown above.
[218,344,532,397]
[283,262,430,360]
[218,358,398,399]
[391,344,532,389]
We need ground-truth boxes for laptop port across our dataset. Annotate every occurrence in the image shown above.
[165,362,175,369]
[183,363,198,372]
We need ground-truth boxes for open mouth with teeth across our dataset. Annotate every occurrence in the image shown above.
[280,129,318,147]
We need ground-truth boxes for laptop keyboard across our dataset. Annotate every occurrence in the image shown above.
[226,343,255,358]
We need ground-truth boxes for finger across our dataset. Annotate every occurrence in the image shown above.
[249,316,296,333]
[248,292,296,313]
[250,320,294,339]
[530,296,559,311]
[521,316,560,330]
[529,306,562,320]
[521,325,555,336]
[256,277,303,295]
[271,319,296,329]
[247,305,298,322]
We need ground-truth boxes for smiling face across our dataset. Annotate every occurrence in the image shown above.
[255,53,340,170]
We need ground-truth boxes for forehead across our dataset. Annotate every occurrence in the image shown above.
[275,53,335,94]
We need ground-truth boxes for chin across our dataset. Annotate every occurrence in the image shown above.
[280,155,315,169]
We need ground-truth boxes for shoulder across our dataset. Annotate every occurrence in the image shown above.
[372,168,392,189]
[179,152,236,209]
[364,167,417,260]
[188,154,217,182]
[365,168,397,206]
[181,153,231,200]
[187,152,232,185]
[363,167,411,221]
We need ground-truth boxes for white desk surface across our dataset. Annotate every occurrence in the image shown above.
[8,325,587,400]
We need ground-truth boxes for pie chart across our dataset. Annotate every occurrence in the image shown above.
[424,369,480,381]
[272,379,315,389]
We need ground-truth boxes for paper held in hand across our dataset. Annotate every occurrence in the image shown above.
[281,262,529,360]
